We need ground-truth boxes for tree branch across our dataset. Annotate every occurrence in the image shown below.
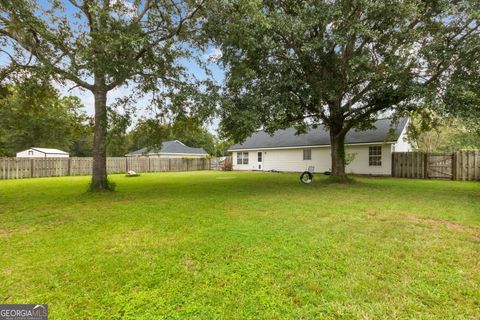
[106,0,206,91]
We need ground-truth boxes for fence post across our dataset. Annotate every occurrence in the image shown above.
[30,159,34,178]
[125,157,128,173]
[391,153,395,177]
[67,158,71,176]
[452,152,457,180]
[169,158,172,171]
[476,151,479,181]
[423,153,428,179]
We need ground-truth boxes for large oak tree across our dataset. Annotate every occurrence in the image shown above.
[442,31,480,135]
[206,0,479,179]
[0,0,206,190]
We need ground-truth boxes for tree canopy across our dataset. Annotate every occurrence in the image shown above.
[205,0,480,178]
[0,80,92,156]
[442,34,480,135]
[407,111,480,152]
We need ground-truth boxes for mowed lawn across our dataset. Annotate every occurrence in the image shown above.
[0,172,479,319]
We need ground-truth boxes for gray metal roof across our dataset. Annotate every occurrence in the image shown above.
[126,140,208,156]
[30,148,69,154]
[229,118,408,151]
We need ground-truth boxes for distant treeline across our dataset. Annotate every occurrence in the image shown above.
[0,80,231,157]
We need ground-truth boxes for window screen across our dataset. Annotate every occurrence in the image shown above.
[242,152,249,165]
[369,146,382,166]
[303,149,312,160]
[237,152,242,165]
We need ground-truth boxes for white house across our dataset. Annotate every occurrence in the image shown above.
[228,118,411,175]
[16,147,70,158]
[125,140,209,158]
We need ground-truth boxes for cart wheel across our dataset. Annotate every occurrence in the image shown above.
[300,171,313,184]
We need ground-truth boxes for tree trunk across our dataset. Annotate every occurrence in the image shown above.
[91,81,109,191]
[330,125,348,180]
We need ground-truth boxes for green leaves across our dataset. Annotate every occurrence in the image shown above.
[206,0,479,142]
[0,80,92,156]
[0,0,209,100]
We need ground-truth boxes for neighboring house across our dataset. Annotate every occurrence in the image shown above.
[126,140,209,158]
[228,118,411,175]
[16,147,70,158]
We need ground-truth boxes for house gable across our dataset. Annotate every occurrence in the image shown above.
[16,147,69,158]
[126,140,208,157]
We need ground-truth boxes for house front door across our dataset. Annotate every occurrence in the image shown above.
[257,152,263,170]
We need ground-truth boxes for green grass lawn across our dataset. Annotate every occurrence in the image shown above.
[0,172,479,319]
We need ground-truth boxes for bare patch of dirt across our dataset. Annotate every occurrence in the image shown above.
[408,215,480,241]
[365,208,377,218]
[104,228,184,254]
[3,268,12,276]
[408,215,466,231]
[225,208,243,217]
[0,226,36,238]
[183,256,200,272]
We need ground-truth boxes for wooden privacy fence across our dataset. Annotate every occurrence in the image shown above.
[209,156,233,170]
[0,157,210,180]
[392,151,480,181]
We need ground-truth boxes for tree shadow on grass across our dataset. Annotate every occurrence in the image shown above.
[3,171,478,217]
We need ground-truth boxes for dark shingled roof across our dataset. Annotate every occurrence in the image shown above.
[229,118,408,151]
[126,140,208,156]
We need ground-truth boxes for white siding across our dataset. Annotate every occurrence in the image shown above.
[44,153,69,158]
[345,144,392,175]
[232,144,393,175]
[393,124,412,152]
[16,149,45,158]
[263,148,328,172]
[233,151,257,170]
[16,149,69,158]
